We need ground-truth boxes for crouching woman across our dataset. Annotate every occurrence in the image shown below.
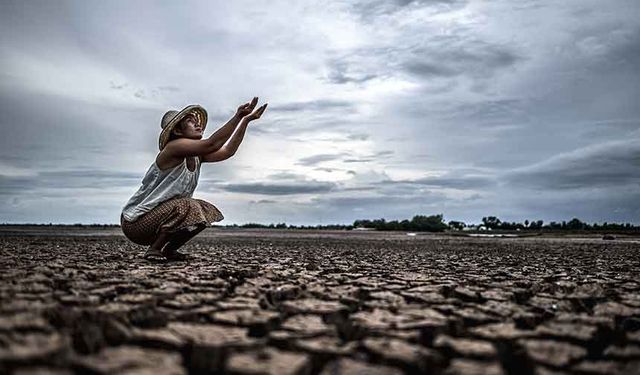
[120,97,268,261]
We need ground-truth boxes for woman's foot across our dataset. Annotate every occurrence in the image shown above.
[159,225,203,261]
[161,247,189,261]
[143,247,166,262]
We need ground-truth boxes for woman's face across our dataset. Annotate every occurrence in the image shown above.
[174,115,203,140]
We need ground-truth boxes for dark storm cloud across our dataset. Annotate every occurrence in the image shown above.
[402,39,521,80]
[216,181,337,195]
[324,32,521,90]
[574,23,640,70]
[341,186,374,192]
[616,27,640,64]
[322,50,388,86]
[266,172,308,180]
[325,59,379,84]
[0,90,132,167]
[41,170,141,181]
[377,173,496,190]
[504,138,640,190]
[0,176,33,196]
[269,99,354,112]
[0,170,141,195]
[311,194,421,207]
[201,166,345,198]
[418,98,529,128]
[580,119,640,140]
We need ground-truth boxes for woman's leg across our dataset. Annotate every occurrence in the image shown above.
[144,224,204,260]
[162,224,206,257]
[136,197,220,260]
[143,230,173,259]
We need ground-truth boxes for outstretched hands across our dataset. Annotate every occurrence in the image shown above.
[236,97,258,118]
[236,96,268,123]
[246,102,267,122]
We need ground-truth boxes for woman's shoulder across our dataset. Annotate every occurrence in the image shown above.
[155,151,186,172]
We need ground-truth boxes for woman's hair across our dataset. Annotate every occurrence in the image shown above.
[168,124,183,142]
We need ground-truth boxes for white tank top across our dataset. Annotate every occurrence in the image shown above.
[121,157,201,222]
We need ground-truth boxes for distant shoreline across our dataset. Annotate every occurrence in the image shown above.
[1,224,639,240]
[2,223,639,233]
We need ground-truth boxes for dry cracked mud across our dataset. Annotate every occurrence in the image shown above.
[0,229,639,374]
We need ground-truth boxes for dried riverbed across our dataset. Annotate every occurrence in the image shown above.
[0,229,639,374]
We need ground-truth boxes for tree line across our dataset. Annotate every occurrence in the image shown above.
[471,216,639,231]
[225,214,640,233]
[3,215,638,233]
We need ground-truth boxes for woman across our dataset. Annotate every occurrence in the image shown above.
[120,97,268,261]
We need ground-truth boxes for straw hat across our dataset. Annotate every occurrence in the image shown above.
[158,104,208,151]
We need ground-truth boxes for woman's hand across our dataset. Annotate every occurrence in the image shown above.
[236,97,259,118]
[245,103,268,122]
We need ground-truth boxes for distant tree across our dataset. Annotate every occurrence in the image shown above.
[242,222,267,228]
[482,216,501,229]
[528,220,543,229]
[566,218,585,230]
[401,219,411,230]
[448,220,466,230]
[547,221,560,229]
[410,214,448,232]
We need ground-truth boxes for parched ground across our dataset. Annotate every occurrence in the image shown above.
[0,229,639,374]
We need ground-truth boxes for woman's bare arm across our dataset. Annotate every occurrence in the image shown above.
[163,118,240,159]
[201,103,268,163]
[208,113,244,151]
[163,97,260,159]
[201,118,250,162]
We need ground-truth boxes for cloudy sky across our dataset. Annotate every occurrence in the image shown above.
[1,0,639,225]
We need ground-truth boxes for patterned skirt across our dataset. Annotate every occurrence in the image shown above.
[120,197,224,246]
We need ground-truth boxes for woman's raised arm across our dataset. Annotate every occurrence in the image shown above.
[201,102,268,163]
[163,97,260,159]
[210,97,259,149]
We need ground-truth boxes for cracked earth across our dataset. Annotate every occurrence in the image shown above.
[0,229,639,374]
